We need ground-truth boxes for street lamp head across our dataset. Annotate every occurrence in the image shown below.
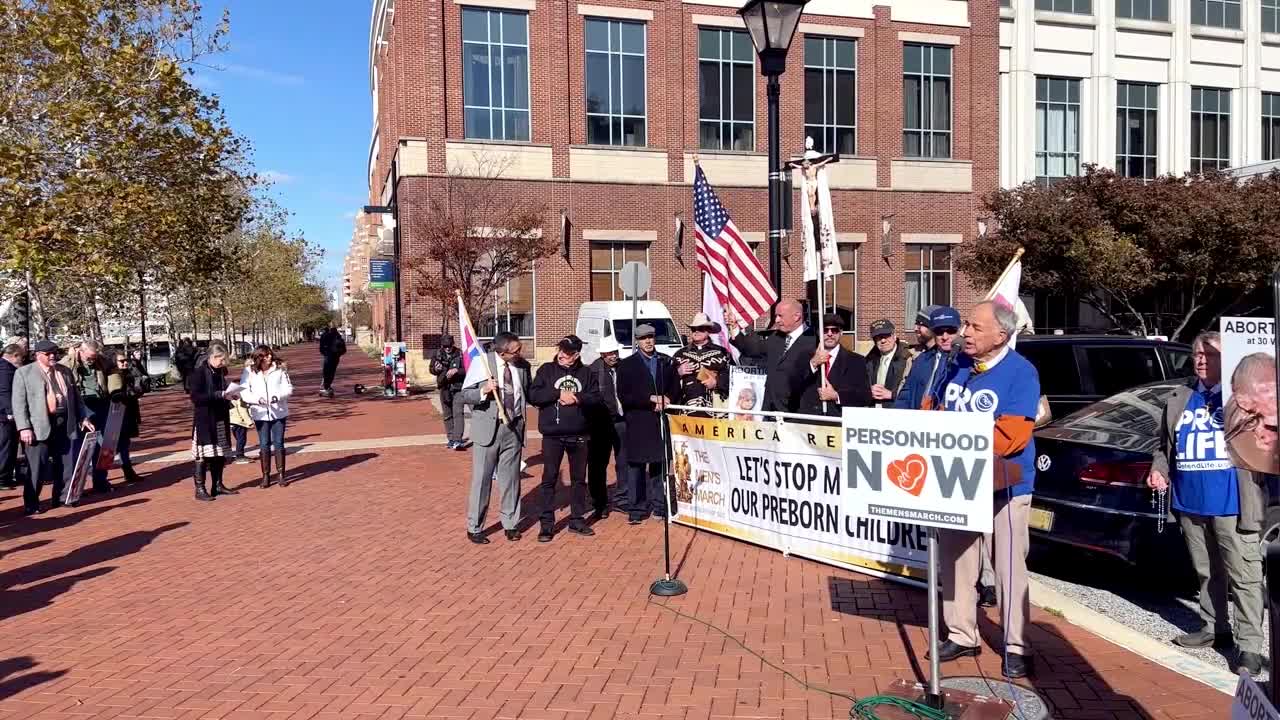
[738,0,809,76]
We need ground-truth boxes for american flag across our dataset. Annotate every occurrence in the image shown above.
[693,166,778,326]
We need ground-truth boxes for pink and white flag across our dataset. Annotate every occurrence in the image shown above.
[702,274,739,362]
[986,257,1033,348]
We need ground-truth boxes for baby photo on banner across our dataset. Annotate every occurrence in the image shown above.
[1220,317,1278,475]
[727,366,767,421]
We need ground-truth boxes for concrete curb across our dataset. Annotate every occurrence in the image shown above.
[1029,577,1238,696]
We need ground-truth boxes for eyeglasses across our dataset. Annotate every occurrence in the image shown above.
[936,328,959,336]
[822,328,842,335]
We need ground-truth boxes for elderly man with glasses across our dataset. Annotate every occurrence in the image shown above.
[895,306,961,412]
[1148,331,1268,677]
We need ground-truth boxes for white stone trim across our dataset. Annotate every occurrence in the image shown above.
[1115,17,1175,35]
[798,23,864,39]
[740,232,766,244]
[445,141,554,181]
[897,31,961,46]
[577,4,653,21]
[890,159,973,193]
[1033,10,1096,28]
[835,233,868,244]
[901,233,963,245]
[454,0,536,9]
[581,229,658,242]
[1190,25,1245,42]
[691,14,745,29]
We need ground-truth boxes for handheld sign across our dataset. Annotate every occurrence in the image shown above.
[1233,671,1279,720]
[842,407,995,533]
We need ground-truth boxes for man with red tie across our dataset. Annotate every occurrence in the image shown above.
[791,315,873,416]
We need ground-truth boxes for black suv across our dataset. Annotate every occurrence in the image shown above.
[1016,335,1194,419]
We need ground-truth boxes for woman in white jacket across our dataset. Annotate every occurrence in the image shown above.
[239,345,293,487]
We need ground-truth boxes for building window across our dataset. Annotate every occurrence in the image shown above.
[903,44,952,159]
[1266,0,1280,37]
[817,242,859,337]
[1036,0,1092,13]
[1265,93,1280,161]
[478,270,535,339]
[1117,0,1169,20]
[1192,0,1241,28]
[585,18,646,147]
[698,28,754,151]
[904,245,952,327]
[1116,81,1158,181]
[590,242,649,300]
[1035,76,1081,185]
[804,36,856,155]
[462,8,531,141]
[1191,87,1231,173]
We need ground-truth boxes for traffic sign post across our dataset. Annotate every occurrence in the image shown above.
[619,261,651,353]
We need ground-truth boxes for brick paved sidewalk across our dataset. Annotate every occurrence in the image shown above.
[0,347,1230,719]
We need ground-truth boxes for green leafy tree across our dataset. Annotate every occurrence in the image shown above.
[960,167,1280,340]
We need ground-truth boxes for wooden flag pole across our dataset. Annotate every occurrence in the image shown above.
[457,289,509,424]
[983,246,1025,301]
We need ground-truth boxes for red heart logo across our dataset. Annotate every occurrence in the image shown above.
[887,454,928,497]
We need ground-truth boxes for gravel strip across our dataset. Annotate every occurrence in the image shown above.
[1028,545,1271,682]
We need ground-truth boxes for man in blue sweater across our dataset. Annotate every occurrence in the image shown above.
[934,301,1041,680]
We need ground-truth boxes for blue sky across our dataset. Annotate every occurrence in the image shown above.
[193,1,371,306]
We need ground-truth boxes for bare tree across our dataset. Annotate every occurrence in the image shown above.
[403,154,556,332]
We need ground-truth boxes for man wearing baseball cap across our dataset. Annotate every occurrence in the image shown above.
[616,324,678,524]
[912,304,942,355]
[528,334,601,542]
[896,305,961,411]
[864,319,912,408]
[11,340,94,513]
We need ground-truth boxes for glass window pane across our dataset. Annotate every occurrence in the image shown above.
[609,54,621,110]
[585,53,609,113]
[462,9,488,41]
[732,64,754,121]
[836,127,855,155]
[585,19,609,52]
[904,77,921,128]
[934,47,951,76]
[502,12,527,44]
[591,274,614,301]
[903,45,922,73]
[805,36,823,64]
[932,80,951,130]
[835,38,855,68]
[505,47,529,109]
[732,31,753,61]
[620,22,644,54]
[623,118,645,146]
[587,115,610,144]
[700,120,721,149]
[465,108,491,139]
[506,110,529,141]
[805,68,824,125]
[622,55,644,115]
[699,61,720,118]
[698,29,719,59]
[835,71,856,125]
[733,123,753,151]
[464,44,490,106]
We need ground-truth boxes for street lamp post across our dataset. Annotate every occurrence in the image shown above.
[738,0,809,298]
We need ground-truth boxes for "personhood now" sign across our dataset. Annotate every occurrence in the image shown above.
[842,407,995,534]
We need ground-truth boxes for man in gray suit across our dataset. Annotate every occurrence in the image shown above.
[461,332,529,544]
[12,340,93,514]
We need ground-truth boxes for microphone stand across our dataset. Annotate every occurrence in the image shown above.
[651,351,688,597]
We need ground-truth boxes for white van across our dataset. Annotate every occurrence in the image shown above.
[575,301,683,363]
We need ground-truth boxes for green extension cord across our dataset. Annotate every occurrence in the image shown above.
[851,695,952,720]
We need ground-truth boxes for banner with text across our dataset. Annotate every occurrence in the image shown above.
[843,407,995,533]
[1220,317,1279,475]
[668,414,930,581]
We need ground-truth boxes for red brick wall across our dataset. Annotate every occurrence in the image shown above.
[368,1,999,356]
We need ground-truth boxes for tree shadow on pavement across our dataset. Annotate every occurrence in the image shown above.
[0,656,68,702]
[0,522,188,623]
[827,575,1159,719]
[280,452,377,486]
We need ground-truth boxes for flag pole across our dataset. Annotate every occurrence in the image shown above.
[457,289,509,425]
[983,246,1025,301]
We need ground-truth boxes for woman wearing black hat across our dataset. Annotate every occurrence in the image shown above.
[187,344,238,501]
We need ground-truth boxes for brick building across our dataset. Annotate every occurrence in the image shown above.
[364,0,998,378]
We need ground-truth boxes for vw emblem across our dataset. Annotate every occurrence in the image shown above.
[1036,454,1051,472]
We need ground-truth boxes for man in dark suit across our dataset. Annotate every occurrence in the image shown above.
[723,299,817,413]
[790,315,872,416]
[617,325,679,524]
[0,344,24,489]
[586,335,627,519]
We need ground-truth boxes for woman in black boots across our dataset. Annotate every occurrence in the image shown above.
[188,344,239,501]
[106,350,145,483]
